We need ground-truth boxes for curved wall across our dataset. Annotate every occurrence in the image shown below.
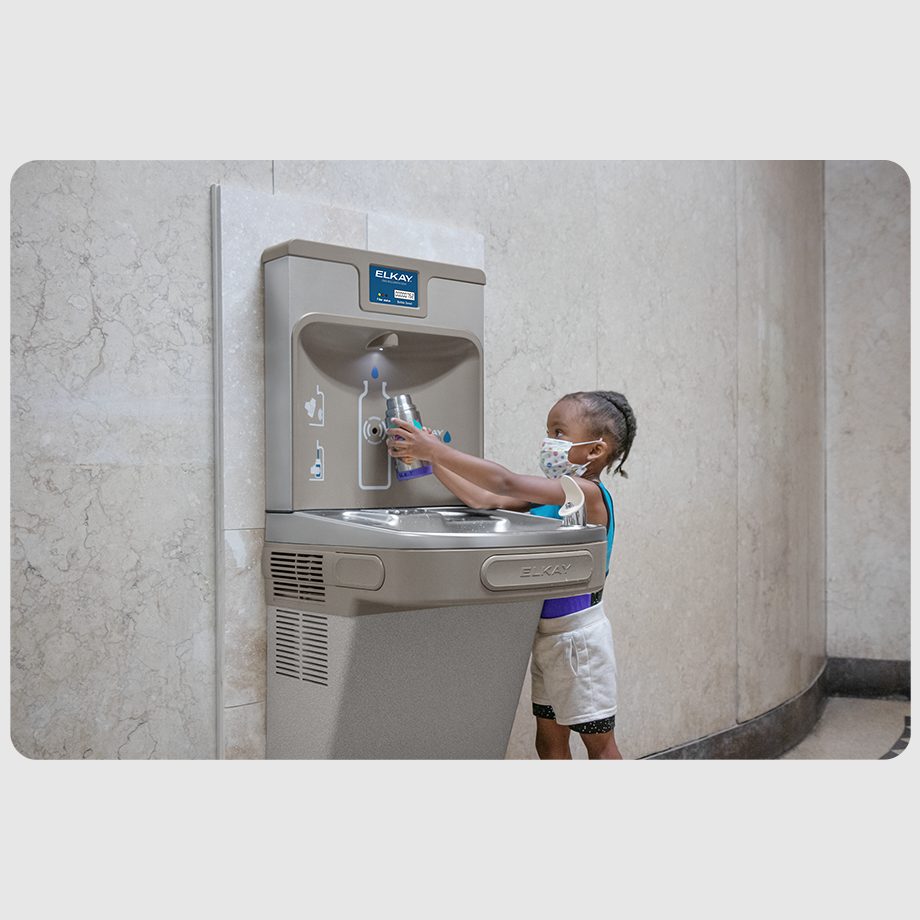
[825,161,910,663]
[10,160,831,758]
[735,162,826,725]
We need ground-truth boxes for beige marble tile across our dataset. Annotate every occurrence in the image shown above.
[10,161,268,759]
[825,161,910,661]
[222,529,266,709]
[475,162,601,479]
[592,161,739,755]
[224,702,266,760]
[367,211,484,268]
[736,161,826,722]
[10,461,216,759]
[274,160,487,225]
[10,162,268,468]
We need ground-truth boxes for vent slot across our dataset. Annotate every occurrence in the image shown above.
[270,551,325,603]
[273,609,329,686]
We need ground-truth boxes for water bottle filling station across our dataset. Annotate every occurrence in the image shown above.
[261,239,606,758]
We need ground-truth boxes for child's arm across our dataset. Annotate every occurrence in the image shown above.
[387,418,567,507]
[432,462,531,512]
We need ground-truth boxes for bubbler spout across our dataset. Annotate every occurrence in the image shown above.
[558,475,586,527]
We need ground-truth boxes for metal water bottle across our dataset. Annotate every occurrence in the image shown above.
[386,394,433,481]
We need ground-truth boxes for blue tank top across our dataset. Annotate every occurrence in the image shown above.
[529,480,614,618]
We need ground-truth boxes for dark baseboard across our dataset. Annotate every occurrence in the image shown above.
[825,657,910,699]
[645,669,828,760]
[643,656,911,760]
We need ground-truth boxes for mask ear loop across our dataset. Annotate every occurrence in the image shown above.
[569,438,605,449]
[570,438,606,468]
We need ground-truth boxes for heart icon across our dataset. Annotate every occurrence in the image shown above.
[304,398,316,417]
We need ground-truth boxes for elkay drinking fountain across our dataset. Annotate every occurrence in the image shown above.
[261,240,606,758]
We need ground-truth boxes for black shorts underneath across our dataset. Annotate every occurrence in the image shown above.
[533,702,615,735]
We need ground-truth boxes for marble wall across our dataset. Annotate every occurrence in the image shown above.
[11,160,851,759]
[10,161,272,758]
[590,161,739,754]
[735,161,826,721]
[825,161,910,661]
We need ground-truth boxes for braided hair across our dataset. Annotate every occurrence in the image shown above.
[563,390,637,478]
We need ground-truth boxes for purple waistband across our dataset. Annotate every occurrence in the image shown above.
[540,594,592,619]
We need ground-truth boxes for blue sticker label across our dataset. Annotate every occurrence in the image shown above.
[370,264,419,309]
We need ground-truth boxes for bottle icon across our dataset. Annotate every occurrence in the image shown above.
[358,376,391,491]
[305,385,325,427]
[309,440,325,481]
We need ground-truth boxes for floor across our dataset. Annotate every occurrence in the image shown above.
[780,697,910,759]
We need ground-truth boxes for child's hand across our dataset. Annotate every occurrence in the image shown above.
[386,418,442,462]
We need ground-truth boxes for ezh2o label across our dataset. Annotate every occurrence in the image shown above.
[369,264,419,308]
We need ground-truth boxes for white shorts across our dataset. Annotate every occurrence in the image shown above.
[530,601,618,727]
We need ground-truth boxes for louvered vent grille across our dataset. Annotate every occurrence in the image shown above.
[274,609,329,686]
[270,551,325,602]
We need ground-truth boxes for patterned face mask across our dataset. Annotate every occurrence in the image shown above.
[539,437,603,479]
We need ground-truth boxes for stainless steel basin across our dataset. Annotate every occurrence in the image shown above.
[317,507,513,533]
[266,506,605,550]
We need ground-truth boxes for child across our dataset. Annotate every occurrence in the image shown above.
[386,390,637,760]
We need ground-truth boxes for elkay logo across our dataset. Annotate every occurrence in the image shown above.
[374,269,416,284]
[520,563,573,578]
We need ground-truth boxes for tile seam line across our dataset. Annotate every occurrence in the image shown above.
[210,184,225,760]
[595,163,599,396]
[225,701,265,711]
[733,161,741,726]
[822,161,828,666]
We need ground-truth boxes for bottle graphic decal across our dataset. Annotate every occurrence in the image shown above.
[358,376,391,491]
[309,440,325,482]
[305,385,325,427]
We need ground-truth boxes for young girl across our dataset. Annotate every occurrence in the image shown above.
[386,390,637,761]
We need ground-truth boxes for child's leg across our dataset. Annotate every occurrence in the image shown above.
[535,714,572,759]
[579,729,623,760]
[570,714,622,759]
